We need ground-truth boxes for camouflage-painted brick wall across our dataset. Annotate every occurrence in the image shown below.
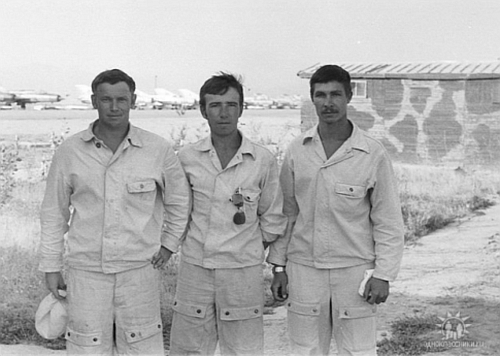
[301,78,500,166]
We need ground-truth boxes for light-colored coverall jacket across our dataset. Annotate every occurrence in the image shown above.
[267,121,404,280]
[39,122,190,274]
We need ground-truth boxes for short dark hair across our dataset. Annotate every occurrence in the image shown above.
[91,69,136,94]
[309,65,352,100]
[199,72,244,110]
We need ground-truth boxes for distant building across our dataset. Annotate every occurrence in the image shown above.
[298,60,500,166]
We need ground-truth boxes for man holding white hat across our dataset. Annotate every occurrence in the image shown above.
[39,69,190,354]
[35,291,68,340]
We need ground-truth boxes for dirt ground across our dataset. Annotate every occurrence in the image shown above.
[262,195,500,356]
[1,199,499,355]
[377,195,500,356]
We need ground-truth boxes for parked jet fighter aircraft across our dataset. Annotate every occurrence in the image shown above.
[75,85,153,109]
[75,85,198,111]
[0,91,15,106]
[152,88,198,110]
[244,93,275,109]
[275,94,303,109]
[0,86,64,109]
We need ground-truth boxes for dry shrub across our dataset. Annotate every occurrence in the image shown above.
[395,164,500,243]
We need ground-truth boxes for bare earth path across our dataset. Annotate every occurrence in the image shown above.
[377,196,500,356]
[2,198,499,355]
[263,196,500,355]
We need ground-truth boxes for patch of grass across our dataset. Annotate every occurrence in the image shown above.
[377,314,448,355]
[0,245,179,351]
[400,193,494,243]
[395,164,500,243]
[0,304,66,350]
[0,246,66,349]
[0,144,22,205]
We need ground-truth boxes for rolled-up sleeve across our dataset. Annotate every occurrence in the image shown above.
[39,150,71,273]
[161,146,190,253]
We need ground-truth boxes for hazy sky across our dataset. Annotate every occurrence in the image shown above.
[1,0,499,100]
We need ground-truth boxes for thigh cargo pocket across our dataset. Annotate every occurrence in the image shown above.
[172,300,207,319]
[170,300,209,352]
[285,300,321,347]
[339,305,377,352]
[219,305,263,352]
[124,319,163,344]
[285,300,321,316]
[339,305,376,319]
[219,305,262,321]
[65,326,102,346]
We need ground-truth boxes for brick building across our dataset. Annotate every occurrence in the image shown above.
[298,61,500,166]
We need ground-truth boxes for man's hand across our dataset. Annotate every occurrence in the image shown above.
[45,272,66,300]
[271,272,288,302]
[151,246,173,269]
[363,277,389,304]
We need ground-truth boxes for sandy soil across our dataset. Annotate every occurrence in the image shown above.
[3,196,499,355]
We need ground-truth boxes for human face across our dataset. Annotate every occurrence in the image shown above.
[312,81,352,125]
[201,87,243,138]
[91,82,136,130]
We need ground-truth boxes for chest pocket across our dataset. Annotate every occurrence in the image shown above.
[127,180,156,194]
[242,189,260,222]
[334,183,365,198]
[126,180,157,214]
[243,190,260,203]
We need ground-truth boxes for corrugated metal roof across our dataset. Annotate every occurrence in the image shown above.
[297,61,500,80]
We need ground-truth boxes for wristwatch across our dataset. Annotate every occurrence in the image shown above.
[272,265,286,274]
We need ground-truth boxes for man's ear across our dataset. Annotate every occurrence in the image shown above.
[131,94,137,109]
[200,105,207,119]
[91,95,97,109]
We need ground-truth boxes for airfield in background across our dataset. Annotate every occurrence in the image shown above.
[0,108,301,148]
[1,84,303,112]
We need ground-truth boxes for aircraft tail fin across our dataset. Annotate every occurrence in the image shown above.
[154,88,176,96]
[75,85,92,104]
[178,89,199,102]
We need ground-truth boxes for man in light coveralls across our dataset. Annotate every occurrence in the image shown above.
[39,69,190,354]
[268,64,404,355]
[169,73,287,355]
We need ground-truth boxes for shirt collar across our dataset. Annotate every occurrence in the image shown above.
[81,120,143,148]
[302,120,370,154]
[193,130,256,159]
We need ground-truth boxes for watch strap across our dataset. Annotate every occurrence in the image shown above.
[272,266,286,273]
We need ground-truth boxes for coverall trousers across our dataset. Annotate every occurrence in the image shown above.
[169,261,264,355]
[286,261,377,356]
[65,264,164,355]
